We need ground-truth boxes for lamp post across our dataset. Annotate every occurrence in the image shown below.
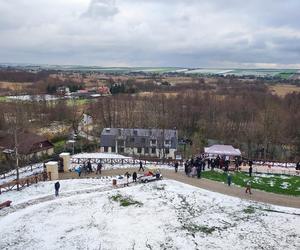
[14,129,20,191]
[67,140,76,155]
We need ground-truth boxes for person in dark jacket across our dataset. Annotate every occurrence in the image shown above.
[215,156,220,168]
[96,162,102,174]
[227,173,232,186]
[207,158,211,169]
[54,181,60,197]
[197,164,202,179]
[174,162,179,173]
[249,160,253,177]
[87,160,92,173]
[296,162,300,170]
[211,159,215,171]
[132,172,137,182]
[184,161,189,175]
[138,161,144,172]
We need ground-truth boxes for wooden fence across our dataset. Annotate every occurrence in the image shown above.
[0,172,51,195]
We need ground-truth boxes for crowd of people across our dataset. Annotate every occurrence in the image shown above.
[75,160,103,177]
[180,155,253,194]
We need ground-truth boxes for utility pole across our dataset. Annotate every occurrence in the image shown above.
[13,121,20,191]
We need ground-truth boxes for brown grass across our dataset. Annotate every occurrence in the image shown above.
[269,84,300,97]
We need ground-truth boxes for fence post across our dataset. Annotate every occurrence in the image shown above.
[26,179,29,187]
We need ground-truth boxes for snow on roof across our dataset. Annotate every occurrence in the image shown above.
[71,153,132,159]
[204,144,241,156]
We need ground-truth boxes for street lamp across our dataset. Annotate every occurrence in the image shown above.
[67,140,76,155]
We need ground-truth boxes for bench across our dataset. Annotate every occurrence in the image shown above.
[0,200,12,209]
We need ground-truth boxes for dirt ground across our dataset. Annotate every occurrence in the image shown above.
[60,168,300,209]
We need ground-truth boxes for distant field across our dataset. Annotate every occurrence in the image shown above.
[0,81,33,90]
[0,96,7,101]
[269,84,300,97]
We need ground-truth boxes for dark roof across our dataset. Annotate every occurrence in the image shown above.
[101,128,177,138]
[0,132,54,155]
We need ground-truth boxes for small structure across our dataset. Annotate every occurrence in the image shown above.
[204,144,241,157]
[45,161,59,180]
[0,131,54,159]
[59,152,70,172]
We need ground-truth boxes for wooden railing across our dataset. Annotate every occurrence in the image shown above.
[0,172,51,194]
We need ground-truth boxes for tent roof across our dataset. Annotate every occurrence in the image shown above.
[204,144,241,156]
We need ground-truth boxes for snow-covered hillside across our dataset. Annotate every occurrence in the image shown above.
[0,179,299,250]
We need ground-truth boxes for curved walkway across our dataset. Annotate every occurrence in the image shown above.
[60,168,300,209]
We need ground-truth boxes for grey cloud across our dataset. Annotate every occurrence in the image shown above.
[82,0,118,19]
[0,0,300,68]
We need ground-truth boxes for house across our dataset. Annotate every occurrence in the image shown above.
[0,132,54,159]
[100,128,178,159]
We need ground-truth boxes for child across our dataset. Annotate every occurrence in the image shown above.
[245,180,252,194]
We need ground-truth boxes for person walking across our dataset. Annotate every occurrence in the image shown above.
[207,158,211,169]
[174,162,179,173]
[96,162,102,174]
[211,159,215,171]
[76,166,82,177]
[184,161,189,175]
[87,160,92,173]
[124,172,131,186]
[249,160,253,177]
[138,161,144,172]
[132,171,137,182]
[54,181,60,197]
[197,164,202,179]
[245,180,252,194]
[227,173,232,186]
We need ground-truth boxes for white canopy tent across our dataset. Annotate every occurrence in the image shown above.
[204,145,241,156]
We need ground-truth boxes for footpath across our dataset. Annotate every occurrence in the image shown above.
[60,168,300,209]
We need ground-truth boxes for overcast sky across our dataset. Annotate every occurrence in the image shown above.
[0,0,300,68]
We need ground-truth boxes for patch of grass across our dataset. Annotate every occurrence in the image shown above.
[110,193,143,207]
[183,223,216,235]
[66,98,93,106]
[243,206,255,214]
[0,96,7,102]
[202,171,300,196]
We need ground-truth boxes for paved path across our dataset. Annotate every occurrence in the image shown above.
[60,168,300,209]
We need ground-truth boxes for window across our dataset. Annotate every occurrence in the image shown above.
[133,130,138,136]
[130,137,135,143]
[165,148,170,154]
[151,139,156,144]
[111,146,116,153]
[151,147,156,154]
[104,146,109,152]
[137,148,142,154]
[118,147,124,153]
[144,147,149,154]
[165,140,170,145]
[118,140,125,146]
[141,138,146,143]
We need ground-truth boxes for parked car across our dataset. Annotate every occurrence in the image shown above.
[139,172,163,183]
